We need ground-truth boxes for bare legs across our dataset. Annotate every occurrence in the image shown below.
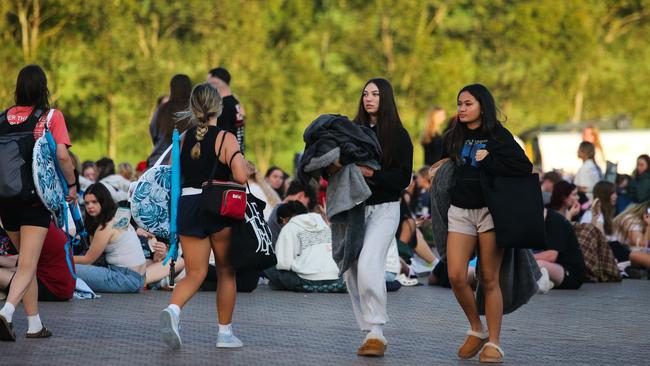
[168,228,236,325]
[447,231,504,344]
[5,226,48,316]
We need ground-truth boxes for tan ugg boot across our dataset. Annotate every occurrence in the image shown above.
[458,329,488,359]
[479,342,504,363]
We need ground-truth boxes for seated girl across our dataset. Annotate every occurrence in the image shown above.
[535,209,587,290]
[612,201,650,273]
[264,201,346,293]
[74,184,146,293]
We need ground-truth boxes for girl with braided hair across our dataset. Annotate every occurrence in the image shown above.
[160,83,248,349]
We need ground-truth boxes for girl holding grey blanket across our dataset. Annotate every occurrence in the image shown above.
[330,78,412,357]
[443,84,533,363]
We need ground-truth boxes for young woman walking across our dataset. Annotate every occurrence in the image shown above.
[159,83,248,349]
[339,78,413,357]
[443,84,533,363]
[0,65,77,341]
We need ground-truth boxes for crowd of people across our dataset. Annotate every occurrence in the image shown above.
[0,64,648,363]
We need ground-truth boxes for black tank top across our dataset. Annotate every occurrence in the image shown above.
[181,126,231,188]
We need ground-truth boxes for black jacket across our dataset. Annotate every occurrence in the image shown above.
[365,125,413,205]
[445,125,544,249]
[299,114,382,183]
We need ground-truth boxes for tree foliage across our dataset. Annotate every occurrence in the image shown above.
[1,0,649,172]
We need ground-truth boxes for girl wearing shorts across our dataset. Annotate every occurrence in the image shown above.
[443,84,533,363]
[159,83,248,349]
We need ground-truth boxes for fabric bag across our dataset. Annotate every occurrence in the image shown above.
[201,131,246,220]
[229,192,276,271]
[481,173,546,249]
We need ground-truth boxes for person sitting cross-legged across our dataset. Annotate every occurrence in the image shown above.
[264,201,346,293]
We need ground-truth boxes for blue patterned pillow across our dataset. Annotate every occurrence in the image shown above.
[33,137,66,227]
[131,166,171,239]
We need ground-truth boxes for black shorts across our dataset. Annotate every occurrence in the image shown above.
[608,241,630,262]
[0,197,51,232]
[177,194,235,239]
[556,266,583,290]
[37,279,68,302]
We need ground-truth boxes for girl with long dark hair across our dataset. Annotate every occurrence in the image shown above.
[0,65,77,341]
[338,78,413,357]
[73,184,146,293]
[443,84,533,363]
[159,83,248,349]
[628,154,650,203]
[548,181,581,221]
[147,74,192,167]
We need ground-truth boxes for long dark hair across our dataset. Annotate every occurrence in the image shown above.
[593,181,616,235]
[15,64,50,110]
[353,78,404,166]
[634,154,650,178]
[444,84,503,163]
[548,181,576,211]
[84,183,117,235]
[95,157,116,181]
[156,74,192,142]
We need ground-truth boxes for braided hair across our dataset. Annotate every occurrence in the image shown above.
[176,83,223,160]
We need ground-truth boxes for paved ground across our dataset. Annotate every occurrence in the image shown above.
[0,279,648,366]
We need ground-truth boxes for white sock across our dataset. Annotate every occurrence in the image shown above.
[0,302,16,323]
[167,304,181,318]
[27,314,43,333]
[218,323,233,335]
[370,325,383,337]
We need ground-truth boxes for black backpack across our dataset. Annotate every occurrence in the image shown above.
[0,107,44,200]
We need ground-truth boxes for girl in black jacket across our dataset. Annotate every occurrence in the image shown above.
[443,84,532,363]
[332,78,412,357]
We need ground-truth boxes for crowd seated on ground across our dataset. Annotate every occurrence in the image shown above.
[2,114,646,307]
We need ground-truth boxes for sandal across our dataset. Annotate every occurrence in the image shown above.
[458,329,488,359]
[479,342,504,363]
[26,326,52,339]
[0,314,16,342]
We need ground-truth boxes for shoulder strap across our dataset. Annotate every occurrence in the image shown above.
[44,109,55,129]
[207,130,229,182]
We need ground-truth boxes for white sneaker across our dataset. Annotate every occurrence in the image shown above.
[537,267,554,294]
[216,332,243,348]
[160,308,182,349]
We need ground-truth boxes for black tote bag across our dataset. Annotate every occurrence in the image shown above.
[229,192,277,271]
[481,173,546,249]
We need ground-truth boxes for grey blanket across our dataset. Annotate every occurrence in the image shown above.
[327,164,372,275]
[430,160,540,315]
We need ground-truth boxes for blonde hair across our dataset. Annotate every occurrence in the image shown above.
[421,106,445,144]
[613,202,650,240]
[247,160,281,209]
[176,83,223,160]
[118,162,134,181]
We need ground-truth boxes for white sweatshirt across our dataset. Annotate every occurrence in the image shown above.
[275,213,340,281]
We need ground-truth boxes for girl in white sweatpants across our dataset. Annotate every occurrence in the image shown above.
[343,78,413,357]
